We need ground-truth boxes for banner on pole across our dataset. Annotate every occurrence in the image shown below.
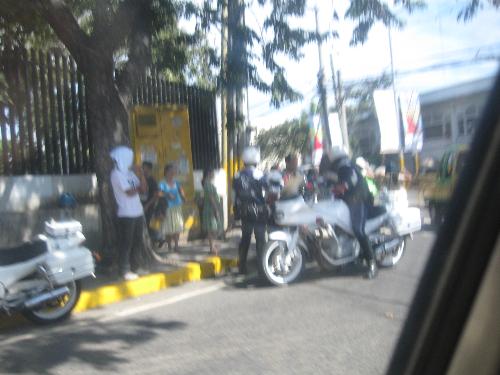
[373,89,401,154]
[309,114,323,166]
[399,91,423,153]
[328,112,344,149]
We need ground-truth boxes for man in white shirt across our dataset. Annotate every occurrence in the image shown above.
[110,146,147,281]
[282,154,305,198]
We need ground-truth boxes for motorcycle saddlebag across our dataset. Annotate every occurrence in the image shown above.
[390,207,422,236]
[45,247,95,285]
[45,220,83,238]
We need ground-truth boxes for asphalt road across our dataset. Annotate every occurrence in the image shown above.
[0,227,436,375]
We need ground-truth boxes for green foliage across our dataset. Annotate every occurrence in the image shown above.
[0,1,61,51]
[255,111,309,164]
[1,0,217,87]
[206,0,325,109]
[345,0,426,45]
[457,0,500,21]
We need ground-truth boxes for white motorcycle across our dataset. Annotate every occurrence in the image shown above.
[262,189,422,286]
[0,220,95,324]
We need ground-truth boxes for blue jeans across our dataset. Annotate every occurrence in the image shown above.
[348,202,375,263]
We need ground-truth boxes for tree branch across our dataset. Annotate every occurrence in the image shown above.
[33,0,94,68]
[96,0,151,53]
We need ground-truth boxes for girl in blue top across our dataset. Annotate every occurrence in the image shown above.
[158,163,186,252]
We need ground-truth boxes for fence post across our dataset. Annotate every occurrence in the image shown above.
[30,49,44,173]
[70,60,82,173]
[47,52,62,174]
[55,51,68,174]
[62,55,75,173]
[22,49,36,173]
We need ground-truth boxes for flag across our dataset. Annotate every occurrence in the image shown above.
[399,91,423,153]
[309,114,323,166]
[328,112,344,148]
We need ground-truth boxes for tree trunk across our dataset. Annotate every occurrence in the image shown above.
[84,55,172,271]
[83,57,129,264]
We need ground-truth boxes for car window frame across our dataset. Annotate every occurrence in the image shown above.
[387,72,500,375]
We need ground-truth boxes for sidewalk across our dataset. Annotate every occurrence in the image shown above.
[0,230,242,330]
[76,229,241,313]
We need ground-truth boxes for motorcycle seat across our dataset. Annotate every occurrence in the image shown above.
[0,240,47,266]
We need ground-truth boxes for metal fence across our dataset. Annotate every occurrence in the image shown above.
[0,49,219,176]
[0,49,93,175]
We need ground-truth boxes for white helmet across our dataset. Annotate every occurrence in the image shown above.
[242,146,260,165]
[356,156,369,170]
[327,146,348,163]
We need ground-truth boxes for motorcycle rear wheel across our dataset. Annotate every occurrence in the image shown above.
[23,280,81,325]
[262,240,304,286]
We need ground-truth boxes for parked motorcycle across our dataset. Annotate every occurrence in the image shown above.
[261,191,421,286]
[0,220,95,324]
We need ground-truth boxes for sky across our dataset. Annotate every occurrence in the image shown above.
[185,1,500,130]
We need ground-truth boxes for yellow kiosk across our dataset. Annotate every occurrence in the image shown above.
[131,105,198,232]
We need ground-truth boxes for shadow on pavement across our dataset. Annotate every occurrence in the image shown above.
[0,318,187,374]
[221,257,367,290]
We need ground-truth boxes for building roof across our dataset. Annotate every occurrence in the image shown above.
[420,76,496,105]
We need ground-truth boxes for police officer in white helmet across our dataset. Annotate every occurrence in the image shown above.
[319,146,378,279]
[233,146,268,275]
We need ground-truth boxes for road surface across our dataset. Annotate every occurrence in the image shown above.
[0,227,436,375]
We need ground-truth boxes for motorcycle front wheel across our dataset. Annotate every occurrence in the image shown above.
[262,240,304,286]
[23,280,81,325]
[378,239,406,267]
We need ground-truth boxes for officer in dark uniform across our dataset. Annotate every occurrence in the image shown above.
[319,147,378,279]
[233,147,268,276]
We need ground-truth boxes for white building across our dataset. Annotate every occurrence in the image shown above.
[420,76,496,161]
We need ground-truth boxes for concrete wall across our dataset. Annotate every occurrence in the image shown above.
[0,175,101,248]
[0,170,230,248]
[0,174,98,211]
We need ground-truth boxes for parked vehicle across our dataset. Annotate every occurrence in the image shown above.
[261,192,421,286]
[0,220,95,324]
[422,146,469,225]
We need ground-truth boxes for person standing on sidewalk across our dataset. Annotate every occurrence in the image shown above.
[140,161,158,225]
[158,163,186,252]
[201,168,222,255]
[110,146,147,281]
[233,147,268,275]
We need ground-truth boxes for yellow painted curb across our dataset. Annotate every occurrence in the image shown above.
[73,257,237,313]
[1,257,238,330]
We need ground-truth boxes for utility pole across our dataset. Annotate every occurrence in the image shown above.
[336,70,350,154]
[234,0,245,171]
[329,54,338,105]
[388,26,405,172]
[314,6,332,151]
[221,0,228,175]
[220,0,230,225]
[329,54,350,154]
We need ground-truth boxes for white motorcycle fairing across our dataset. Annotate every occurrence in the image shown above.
[273,196,389,235]
[0,249,48,297]
[0,226,94,297]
